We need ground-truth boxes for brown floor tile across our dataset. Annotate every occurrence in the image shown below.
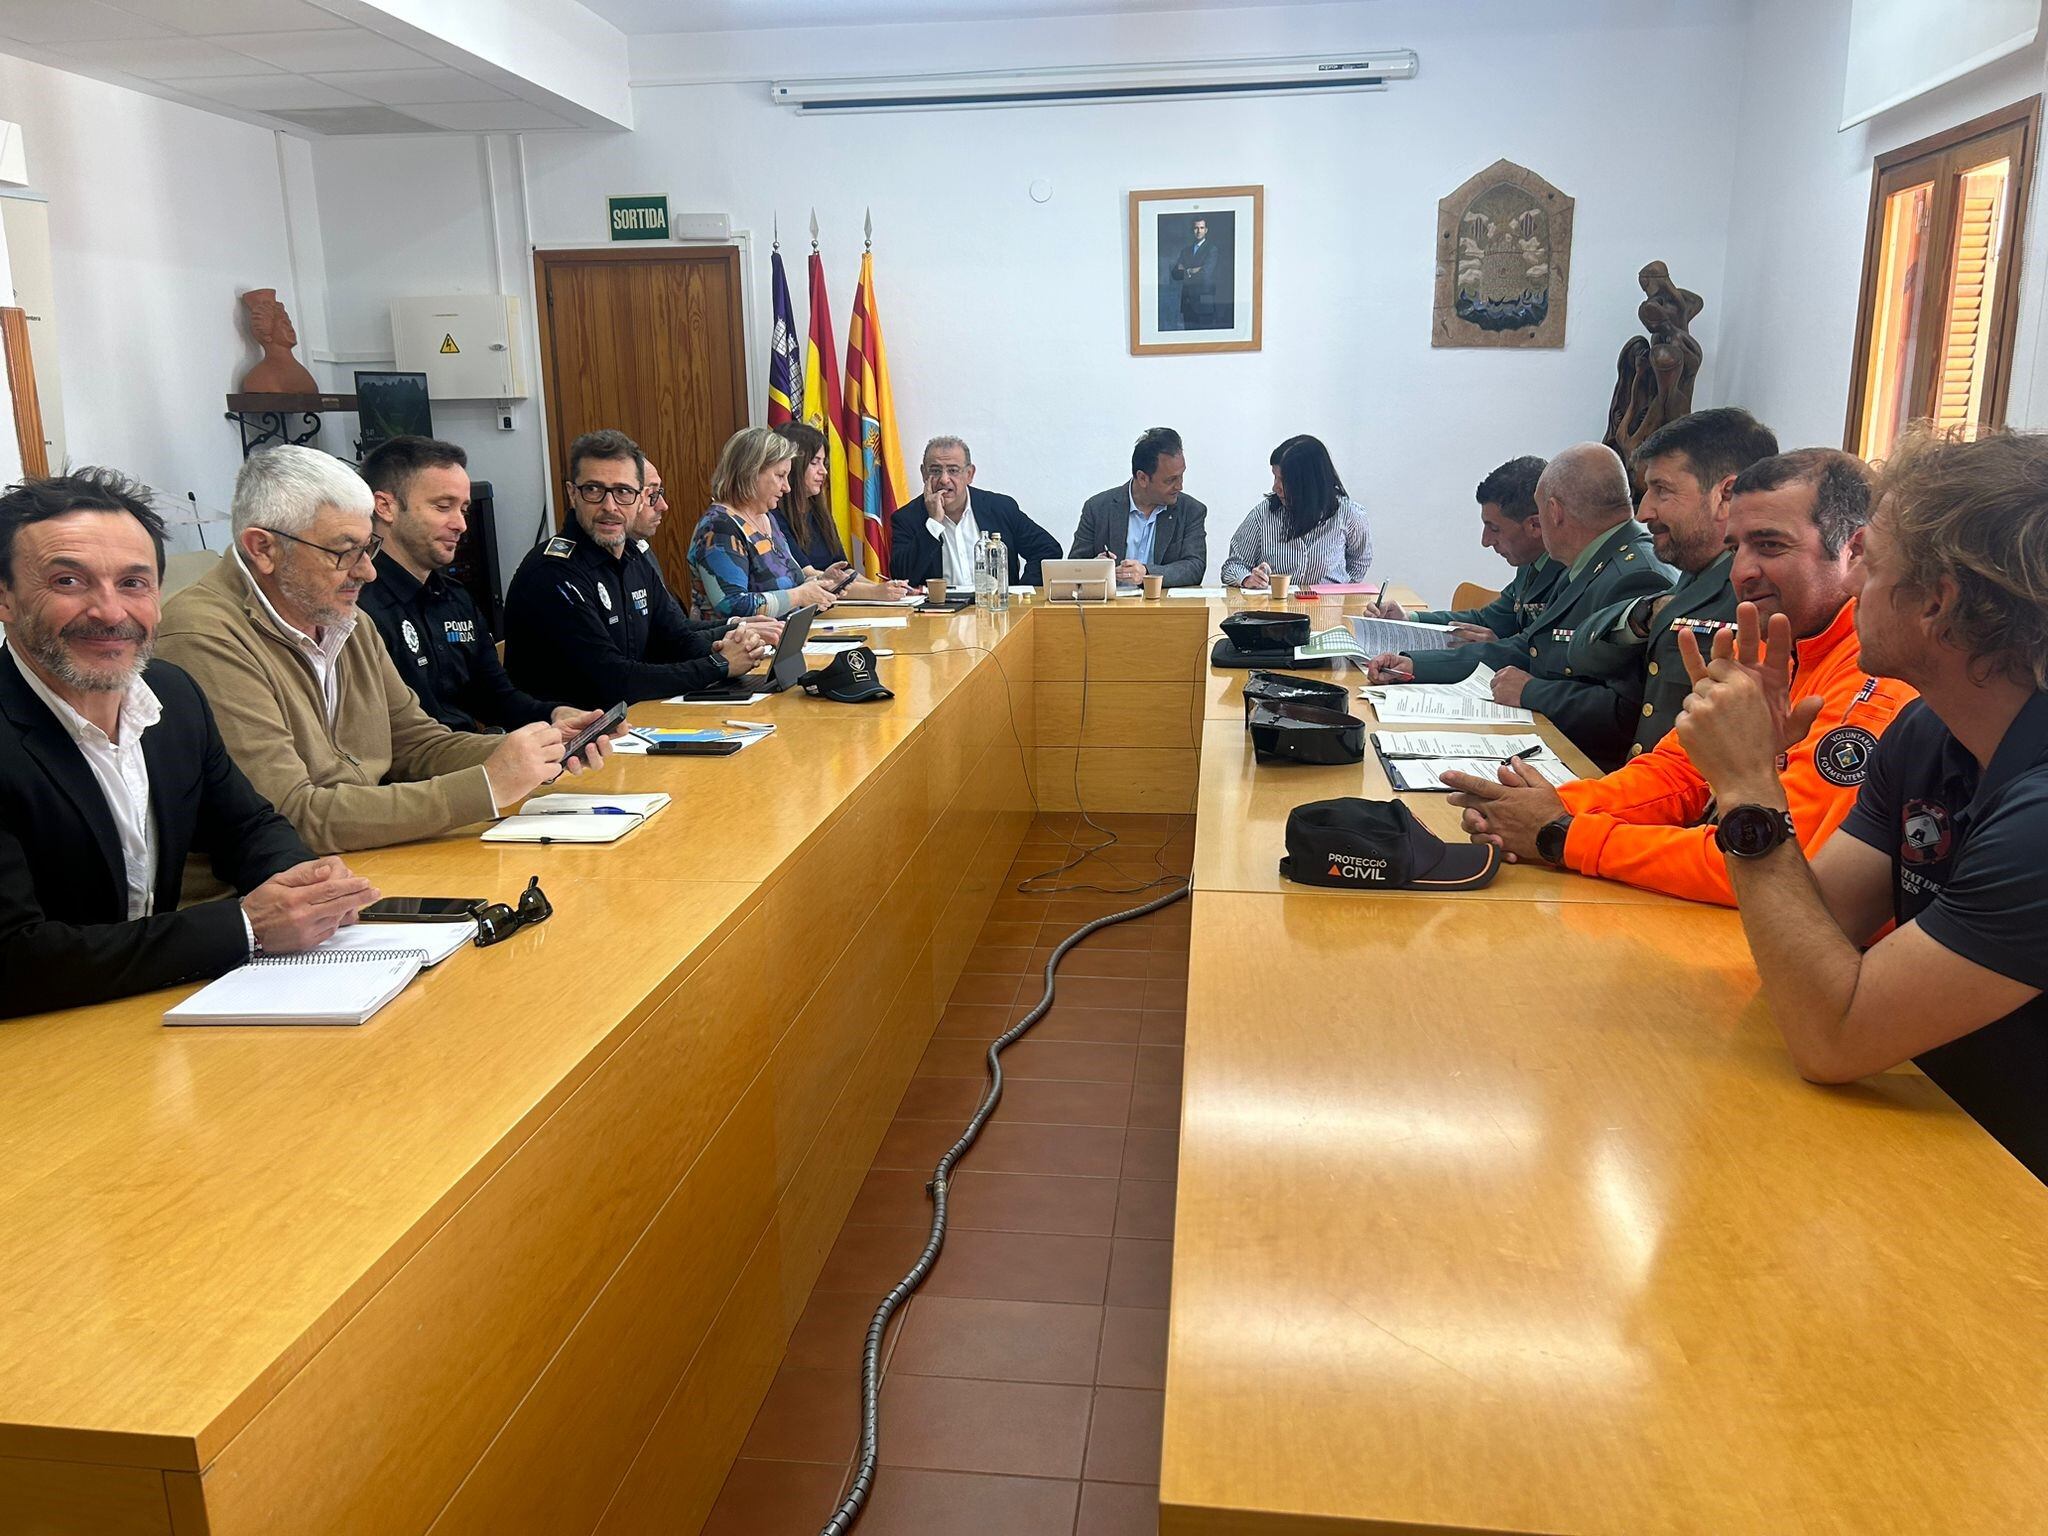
[1083,1387,1165,1484]
[1027,1006,1143,1045]
[890,1296,1103,1384]
[999,1038,1138,1083]
[893,1074,987,1122]
[919,1228,1112,1304]
[932,1003,1020,1043]
[920,1036,1001,1078]
[877,1375,1093,1478]
[965,1120,1126,1177]
[1119,1126,1179,1182]
[813,1221,930,1293]
[988,896,1054,925]
[1055,945,1153,979]
[701,1458,851,1536]
[964,944,1036,975]
[739,1364,862,1464]
[1138,1012,1185,1046]
[1076,1480,1162,1536]
[1069,918,1154,951]
[781,1289,904,1373]
[950,971,1025,1008]
[1142,977,1188,1011]
[853,1469,1081,1536]
[998,1077,1133,1128]
[1114,1179,1177,1241]
[1135,1044,1183,1085]
[1056,975,1150,1010]
[845,1168,932,1228]
[1105,1238,1173,1309]
[1127,1080,1182,1129]
[1095,1306,1168,1389]
[975,918,1043,949]
[873,1118,967,1171]
[952,1170,1119,1236]
[1143,948,1191,979]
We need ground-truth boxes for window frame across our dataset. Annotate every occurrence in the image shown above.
[1844,94,2041,454]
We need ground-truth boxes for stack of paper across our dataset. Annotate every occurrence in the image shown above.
[1360,665,1537,726]
[1371,730,1577,792]
[166,949,424,1027]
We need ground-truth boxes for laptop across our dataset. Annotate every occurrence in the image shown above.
[1042,557,1121,602]
[680,604,818,699]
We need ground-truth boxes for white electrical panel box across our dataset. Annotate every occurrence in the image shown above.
[390,294,527,399]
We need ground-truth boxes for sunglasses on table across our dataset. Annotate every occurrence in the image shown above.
[473,876,554,948]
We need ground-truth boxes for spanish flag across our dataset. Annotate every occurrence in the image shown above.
[842,242,906,577]
[767,243,801,427]
[800,242,853,563]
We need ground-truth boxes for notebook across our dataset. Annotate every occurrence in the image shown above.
[321,920,475,965]
[165,948,424,1027]
[480,792,670,844]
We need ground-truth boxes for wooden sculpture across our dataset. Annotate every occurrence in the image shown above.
[1604,262,1703,488]
[238,288,318,395]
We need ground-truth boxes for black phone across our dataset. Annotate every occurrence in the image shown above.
[361,896,487,922]
[824,564,858,593]
[561,700,627,761]
[647,738,744,756]
[818,632,870,645]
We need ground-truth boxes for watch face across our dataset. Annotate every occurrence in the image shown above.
[1718,806,1789,858]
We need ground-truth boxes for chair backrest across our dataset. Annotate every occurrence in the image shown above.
[1450,580,1500,613]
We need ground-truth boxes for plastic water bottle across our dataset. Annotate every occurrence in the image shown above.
[975,531,998,607]
[988,531,1010,611]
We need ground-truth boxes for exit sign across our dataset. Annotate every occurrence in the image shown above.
[608,195,669,241]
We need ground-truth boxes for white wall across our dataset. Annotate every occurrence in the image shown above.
[0,53,312,550]
[1718,0,2048,448]
[313,0,1752,599]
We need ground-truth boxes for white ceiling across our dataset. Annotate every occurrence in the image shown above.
[583,0,1315,33]
[0,0,607,134]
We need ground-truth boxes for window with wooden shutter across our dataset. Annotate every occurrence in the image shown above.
[1847,97,2038,460]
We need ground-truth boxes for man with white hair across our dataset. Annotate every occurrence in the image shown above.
[0,468,379,1015]
[158,446,608,857]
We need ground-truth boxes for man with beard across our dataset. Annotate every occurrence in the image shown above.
[358,435,591,734]
[158,446,607,858]
[1568,408,1779,759]
[0,469,378,1015]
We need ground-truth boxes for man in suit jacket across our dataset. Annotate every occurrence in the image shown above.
[1070,426,1209,588]
[1171,217,1223,330]
[0,470,377,1017]
[1568,408,1778,759]
[889,435,1061,589]
[1369,443,1675,769]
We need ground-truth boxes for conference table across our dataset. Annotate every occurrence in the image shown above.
[3,587,2045,1536]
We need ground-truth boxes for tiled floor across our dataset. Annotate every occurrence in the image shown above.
[703,812,1193,1536]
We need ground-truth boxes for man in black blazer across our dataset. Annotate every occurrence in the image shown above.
[1070,426,1208,588]
[0,471,376,1017]
[889,435,1061,589]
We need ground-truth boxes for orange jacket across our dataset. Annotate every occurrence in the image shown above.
[1555,600,1915,905]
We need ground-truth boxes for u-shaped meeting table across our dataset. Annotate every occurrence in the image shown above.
[3,589,2045,1536]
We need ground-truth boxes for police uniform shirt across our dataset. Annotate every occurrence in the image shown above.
[359,552,560,734]
[1838,691,2048,1179]
[502,517,730,706]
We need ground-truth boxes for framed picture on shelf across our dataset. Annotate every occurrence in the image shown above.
[1128,184,1263,355]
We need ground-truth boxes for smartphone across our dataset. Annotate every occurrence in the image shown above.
[361,896,487,922]
[825,565,859,593]
[817,632,869,645]
[561,700,627,761]
[647,738,744,756]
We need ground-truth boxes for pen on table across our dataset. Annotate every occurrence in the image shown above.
[724,719,775,732]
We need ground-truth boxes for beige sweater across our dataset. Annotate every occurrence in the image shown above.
[158,555,500,856]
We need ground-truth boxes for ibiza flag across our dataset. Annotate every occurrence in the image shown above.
[842,231,907,577]
[767,242,802,426]
[800,225,854,563]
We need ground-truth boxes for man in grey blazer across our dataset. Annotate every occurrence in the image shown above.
[1070,427,1209,588]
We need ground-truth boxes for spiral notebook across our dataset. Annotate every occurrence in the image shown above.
[164,948,426,1027]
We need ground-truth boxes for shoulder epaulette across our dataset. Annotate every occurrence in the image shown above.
[543,536,576,559]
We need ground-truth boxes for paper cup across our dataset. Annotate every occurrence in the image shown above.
[1143,574,1164,600]
[1268,573,1293,601]
[926,579,947,605]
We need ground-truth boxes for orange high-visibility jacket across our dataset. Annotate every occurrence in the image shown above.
[1556,600,1916,906]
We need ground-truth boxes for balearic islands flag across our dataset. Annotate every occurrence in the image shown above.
[767,244,802,427]
[842,240,907,577]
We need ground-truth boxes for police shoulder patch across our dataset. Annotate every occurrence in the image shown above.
[1814,725,1879,787]
[543,536,576,559]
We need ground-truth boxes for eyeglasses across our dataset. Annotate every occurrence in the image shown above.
[473,875,554,948]
[921,465,967,481]
[259,526,383,571]
[647,486,669,506]
[572,481,644,507]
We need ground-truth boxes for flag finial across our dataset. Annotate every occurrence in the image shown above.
[863,207,873,251]
[809,208,819,250]
[772,213,779,251]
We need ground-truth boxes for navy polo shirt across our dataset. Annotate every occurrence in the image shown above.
[1840,691,2048,1180]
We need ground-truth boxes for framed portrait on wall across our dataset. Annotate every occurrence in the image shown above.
[1128,185,1263,355]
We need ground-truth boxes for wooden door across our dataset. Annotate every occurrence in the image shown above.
[534,246,749,585]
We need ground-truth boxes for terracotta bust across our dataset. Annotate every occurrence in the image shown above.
[238,288,319,395]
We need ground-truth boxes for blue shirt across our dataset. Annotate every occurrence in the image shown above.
[1127,491,1160,569]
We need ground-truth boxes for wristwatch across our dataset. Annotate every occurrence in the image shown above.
[1714,804,1797,859]
[1535,814,1573,867]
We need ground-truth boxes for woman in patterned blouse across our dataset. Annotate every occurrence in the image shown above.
[688,428,905,618]
[1221,434,1375,589]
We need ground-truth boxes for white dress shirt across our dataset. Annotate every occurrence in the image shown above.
[237,550,354,727]
[13,650,163,920]
[925,498,982,590]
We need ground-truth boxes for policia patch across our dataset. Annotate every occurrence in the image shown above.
[1815,725,1879,786]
